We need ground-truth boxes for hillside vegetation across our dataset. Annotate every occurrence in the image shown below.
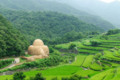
[0,0,115,31]
[0,1,119,79]
[0,9,104,44]
[1,31,120,80]
[0,14,28,58]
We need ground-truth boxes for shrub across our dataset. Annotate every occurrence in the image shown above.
[0,59,14,69]
[90,40,101,46]
[33,73,45,80]
[13,72,26,80]
[106,29,120,35]
[69,43,76,50]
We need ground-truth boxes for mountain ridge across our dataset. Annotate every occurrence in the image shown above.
[0,0,115,31]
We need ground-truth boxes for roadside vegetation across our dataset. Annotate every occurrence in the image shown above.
[0,59,14,69]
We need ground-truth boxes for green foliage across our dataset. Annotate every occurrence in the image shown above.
[61,31,84,43]
[90,40,102,46]
[13,72,26,80]
[40,65,82,76]
[4,51,75,71]
[0,0,115,31]
[0,9,104,44]
[69,43,76,50]
[0,14,29,57]
[51,77,58,80]
[82,55,94,68]
[62,75,82,80]
[0,59,14,69]
[71,55,87,66]
[94,53,102,60]
[106,29,120,35]
[30,73,45,80]
[49,47,54,53]
[90,62,103,71]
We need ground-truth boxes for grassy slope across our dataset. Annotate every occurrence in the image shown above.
[1,34,120,80]
[0,55,99,80]
[71,55,87,66]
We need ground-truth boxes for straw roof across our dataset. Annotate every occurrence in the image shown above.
[26,39,49,61]
[41,45,49,55]
[33,39,44,46]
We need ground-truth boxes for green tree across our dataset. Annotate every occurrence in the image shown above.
[106,29,120,35]
[90,40,101,47]
[13,72,26,80]
[34,73,45,80]
[0,14,29,58]
[69,43,76,50]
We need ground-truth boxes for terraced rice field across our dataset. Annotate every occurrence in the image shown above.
[71,55,87,66]
[1,39,120,80]
[55,39,120,55]
[90,67,120,80]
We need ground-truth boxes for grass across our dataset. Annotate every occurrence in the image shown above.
[41,65,82,76]
[78,49,99,54]
[55,42,82,49]
[0,75,13,80]
[82,55,94,68]
[90,68,120,80]
[71,55,87,66]
[90,62,103,71]
[102,50,120,61]
[2,34,120,80]
[90,68,114,80]
[75,70,99,77]
[0,65,83,80]
[112,68,120,80]
[25,64,82,80]
[0,59,14,69]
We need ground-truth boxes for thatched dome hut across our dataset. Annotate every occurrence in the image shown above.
[27,39,49,60]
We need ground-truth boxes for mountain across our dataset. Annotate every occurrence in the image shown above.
[0,14,28,57]
[54,0,120,27]
[0,9,103,44]
[0,0,115,31]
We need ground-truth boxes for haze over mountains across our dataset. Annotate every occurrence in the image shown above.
[0,0,115,31]
[53,0,120,27]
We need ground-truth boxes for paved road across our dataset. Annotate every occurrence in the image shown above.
[1,58,20,70]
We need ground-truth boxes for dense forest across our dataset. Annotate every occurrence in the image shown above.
[0,9,103,44]
[0,0,115,31]
[0,14,28,58]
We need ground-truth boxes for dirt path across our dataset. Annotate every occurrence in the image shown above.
[1,58,20,70]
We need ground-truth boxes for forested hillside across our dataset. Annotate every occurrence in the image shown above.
[0,9,103,44]
[0,14,28,58]
[57,0,120,27]
[0,0,115,31]
[0,0,120,80]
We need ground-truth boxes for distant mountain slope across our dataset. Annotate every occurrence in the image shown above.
[55,0,120,27]
[0,14,28,57]
[0,9,103,42]
[0,0,115,31]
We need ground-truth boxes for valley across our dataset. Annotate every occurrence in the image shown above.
[1,30,120,80]
[0,0,120,80]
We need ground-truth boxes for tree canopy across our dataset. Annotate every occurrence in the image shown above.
[0,14,28,57]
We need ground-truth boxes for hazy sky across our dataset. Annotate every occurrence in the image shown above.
[100,0,120,3]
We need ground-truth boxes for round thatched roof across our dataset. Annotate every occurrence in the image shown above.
[33,39,44,46]
[27,39,49,60]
